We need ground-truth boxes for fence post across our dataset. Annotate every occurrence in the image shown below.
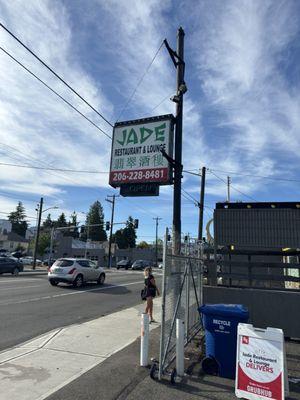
[176,318,185,377]
[158,228,169,380]
[140,313,149,367]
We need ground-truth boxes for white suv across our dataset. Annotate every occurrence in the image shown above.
[48,258,105,287]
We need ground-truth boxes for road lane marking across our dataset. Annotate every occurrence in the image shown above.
[0,285,43,291]
[0,280,144,306]
[0,278,42,284]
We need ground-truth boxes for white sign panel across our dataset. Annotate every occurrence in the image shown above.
[109,115,174,187]
[236,323,288,400]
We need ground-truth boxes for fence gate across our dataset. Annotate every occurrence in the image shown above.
[155,229,204,381]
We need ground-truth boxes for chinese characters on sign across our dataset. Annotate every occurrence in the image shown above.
[109,115,174,187]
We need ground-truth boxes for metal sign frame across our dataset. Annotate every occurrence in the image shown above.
[109,114,174,188]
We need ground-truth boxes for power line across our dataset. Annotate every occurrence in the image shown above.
[208,168,300,184]
[0,189,38,204]
[185,167,300,185]
[0,161,109,174]
[149,93,172,113]
[0,22,113,128]
[182,188,199,205]
[116,41,164,121]
[0,46,112,140]
[209,170,257,202]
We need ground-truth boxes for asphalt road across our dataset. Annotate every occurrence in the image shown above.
[0,270,161,352]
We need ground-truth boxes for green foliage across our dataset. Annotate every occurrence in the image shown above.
[113,229,127,249]
[68,211,79,238]
[56,213,67,227]
[30,233,50,256]
[113,216,137,249]
[43,213,53,228]
[137,241,149,249]
[85,201,107,242]
[8,202,28,237]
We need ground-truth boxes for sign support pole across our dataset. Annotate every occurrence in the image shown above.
[172,27,185,255]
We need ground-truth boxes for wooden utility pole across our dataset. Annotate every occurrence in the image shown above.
[106,195,118,268]
[227,176,231,202]
[33,197,43,270]
[153,217,162,267]
[198,166,206,241]
[172,27,185,255]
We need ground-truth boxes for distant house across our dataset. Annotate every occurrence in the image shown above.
[0,219,12,235]
[0,232,29,252]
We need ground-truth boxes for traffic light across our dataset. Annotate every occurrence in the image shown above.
[106,221,110,231]
[134,219,139,229]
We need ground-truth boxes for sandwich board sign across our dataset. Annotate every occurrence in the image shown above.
[235,324,289,400]
[109,114,174,189]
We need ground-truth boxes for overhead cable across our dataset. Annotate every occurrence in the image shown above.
[0,161,109,174]
[0,22,113,128]
[209,170,257,202]
[116,41,164,121]
[0,46,112,140]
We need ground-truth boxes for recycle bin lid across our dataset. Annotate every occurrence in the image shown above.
[199,303,249,318]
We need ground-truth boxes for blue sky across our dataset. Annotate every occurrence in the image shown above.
[0,0,300,243]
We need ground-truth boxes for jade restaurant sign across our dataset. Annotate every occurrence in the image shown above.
[109,115,174,187]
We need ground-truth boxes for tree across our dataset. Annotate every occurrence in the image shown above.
[56,213,67,228]
[30,232,50,256]
[137,241,149,249]
[43,213,53,229]
[68,211,79,238]
[113,229,128,249]
[112,216,137,249]
[8,202,28,237]
[123,216,137,248]
[85,201,107,242]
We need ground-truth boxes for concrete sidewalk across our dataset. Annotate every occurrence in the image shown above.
[47,329,300,400]
[0,299,161,400]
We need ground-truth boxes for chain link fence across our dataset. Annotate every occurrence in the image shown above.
[157,231,204,380]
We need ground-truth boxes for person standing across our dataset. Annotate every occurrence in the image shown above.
[144,267,160,323]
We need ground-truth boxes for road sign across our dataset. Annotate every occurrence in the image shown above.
[120,183,159,197]
[235,323,288,400]
[109,114,174,188]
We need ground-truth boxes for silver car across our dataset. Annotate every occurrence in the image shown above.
[48,258,105,287]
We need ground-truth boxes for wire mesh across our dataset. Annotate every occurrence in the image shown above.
[158,234,204,378]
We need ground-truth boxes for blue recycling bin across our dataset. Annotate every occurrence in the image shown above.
[199,304,249,379]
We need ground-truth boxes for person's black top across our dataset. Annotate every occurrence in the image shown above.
[145,274,155,288]
[145,274,156,297]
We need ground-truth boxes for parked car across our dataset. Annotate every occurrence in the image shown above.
[48,258,106,287]
[43,258,56,267]
[20,256,42,266]
[10,251,25,259]
[131,260,152,270]
[0,257,24,276]
[116,259,132,270]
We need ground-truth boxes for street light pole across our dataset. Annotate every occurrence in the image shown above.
[33,197,43,270]
[153,217,162,267]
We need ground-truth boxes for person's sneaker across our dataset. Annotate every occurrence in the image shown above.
[150,319,157,323]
